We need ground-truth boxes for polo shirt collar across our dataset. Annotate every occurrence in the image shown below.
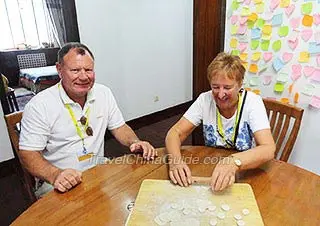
[58,82,96,105]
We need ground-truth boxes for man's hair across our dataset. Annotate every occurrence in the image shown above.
[207,52,245,85]
[57,42,94,64]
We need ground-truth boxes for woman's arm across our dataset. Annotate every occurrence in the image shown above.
[165,117,197,186]
[211,129,275,191]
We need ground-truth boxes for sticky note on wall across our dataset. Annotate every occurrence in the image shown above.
[274,83,285,93]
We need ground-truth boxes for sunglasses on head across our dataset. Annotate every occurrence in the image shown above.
[80,116,93,136]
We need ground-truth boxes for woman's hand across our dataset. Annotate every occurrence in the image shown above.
[168,158,192,187]
[211,157,239,191]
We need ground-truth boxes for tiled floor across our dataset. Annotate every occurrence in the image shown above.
[0,113,192,225]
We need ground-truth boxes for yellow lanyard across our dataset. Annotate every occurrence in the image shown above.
[216,93,242,148]
[65,104,90,142]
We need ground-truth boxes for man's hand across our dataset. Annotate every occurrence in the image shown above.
[169,158,192,187]
[53,168,82,193]
[211,157,238,191]
[130,141,157,160]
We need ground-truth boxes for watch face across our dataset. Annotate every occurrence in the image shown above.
[234,159,242,166]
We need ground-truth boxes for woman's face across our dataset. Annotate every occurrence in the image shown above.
[210,73,242,112]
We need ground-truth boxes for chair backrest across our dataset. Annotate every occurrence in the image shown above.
[4,111,36,203]
[263,98,304,162]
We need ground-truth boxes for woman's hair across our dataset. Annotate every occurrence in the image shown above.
[207,52,245,84]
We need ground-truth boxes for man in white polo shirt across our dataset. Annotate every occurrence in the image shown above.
[19,42,156,197]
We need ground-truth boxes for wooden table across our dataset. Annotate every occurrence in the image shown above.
[12,146,320,225]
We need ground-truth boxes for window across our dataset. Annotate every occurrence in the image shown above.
[0,0,56,50]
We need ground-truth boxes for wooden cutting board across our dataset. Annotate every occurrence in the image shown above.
[126,179,264,226]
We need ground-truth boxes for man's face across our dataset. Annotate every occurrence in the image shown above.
[210,73,241,112]
[56,49,95,102]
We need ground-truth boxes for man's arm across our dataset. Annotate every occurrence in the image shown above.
[110,124,156,160]
[19,150,82,193]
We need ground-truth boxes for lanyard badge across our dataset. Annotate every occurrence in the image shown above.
[216,92,243,149]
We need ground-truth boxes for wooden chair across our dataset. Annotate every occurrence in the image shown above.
[4,111,37,204]
[263,98,304,162]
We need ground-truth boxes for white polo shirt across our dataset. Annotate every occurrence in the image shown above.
[19,82,125,171]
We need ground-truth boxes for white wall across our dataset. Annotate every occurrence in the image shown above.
[0,104,14,162]
[75,0,193,120]
[224,1,320,175]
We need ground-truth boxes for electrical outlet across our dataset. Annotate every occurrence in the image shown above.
[154,96,159,102]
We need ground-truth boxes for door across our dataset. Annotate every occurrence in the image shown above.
[192,0,226,144]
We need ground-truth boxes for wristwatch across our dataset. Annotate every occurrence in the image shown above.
[230,155,242,168]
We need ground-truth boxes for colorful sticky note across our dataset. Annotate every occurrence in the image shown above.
[302,15,313,27]
[247,20,255,29]
[256,3,265,14]
[238,34,249,42]
[285,4,295,16]
[237,25,248,35]
[301,84,315,96]
[274,83,285,93]
[242,61,249,69]
[241,7,251,16]
[239,16,248,25]
[298,52,310,63]
[280,97,290,104]
[252,89,261,95]
[231,0,240,10]
[301,29,313,42]
[261,33,272,40]
[263,75,273,85]
[277,72,289,83]
[250,40,260,50]
[230,38,238,48]
[303,66,315,77]
[290,17,300,29]
[311,69,320,82]
[261,40,270,51]
[231,49,240,56]
[262,24,272,35]
[249,64,259,73]
[291,70,302,81]
[244,0,251,5]
[288,38,299,50]
[239,43,248,52]
[278,26,289,37]
[272,40,282,52]
[314,13,320,25]
[258,64,268,73]
[253,0,262,4]
[288,83,293,94]
[270,0,280,11]
[280,0,290,8]
[309,42,320,54]
[282,52,293,63]
[248,13,258,22]
[294,93,299,104]
[272,13,283,26]
[231,25,238,35]
[251,28,262,39]
[263,52,273,62]
[251,52,261,61]
[309,96,320,109]
[240,53,248,61]
[272,57,284,72]
[231,15,238,25]
[249,77,260,86]
[256,18,265,29]
[301,2,313,15]
[292,64,302,79]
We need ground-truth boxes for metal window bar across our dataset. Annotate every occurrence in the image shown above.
[4,0,49,48]
[3,0,15,47]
